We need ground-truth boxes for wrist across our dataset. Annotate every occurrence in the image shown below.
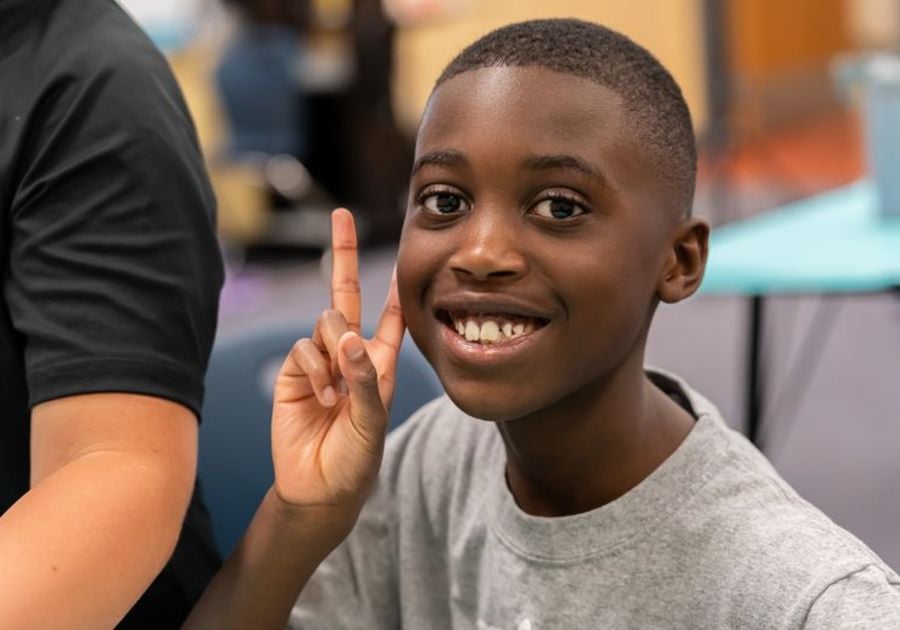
[262,487,358,549]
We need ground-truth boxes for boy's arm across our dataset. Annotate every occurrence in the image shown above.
[184,330,393,630]
[183,489,353,629]
[185,210,404,629]
[0,393,197,627]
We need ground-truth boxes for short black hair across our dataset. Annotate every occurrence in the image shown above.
[435,18,696,215]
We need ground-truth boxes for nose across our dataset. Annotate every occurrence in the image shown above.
[447,211,527,282]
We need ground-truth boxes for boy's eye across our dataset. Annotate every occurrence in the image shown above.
[421,192,469,214]
[531,197,586,220]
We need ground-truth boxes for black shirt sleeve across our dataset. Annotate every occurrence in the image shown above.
[6,3,224,417]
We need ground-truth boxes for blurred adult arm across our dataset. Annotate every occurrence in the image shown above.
[0,2,224,626]
[0,394,198,627]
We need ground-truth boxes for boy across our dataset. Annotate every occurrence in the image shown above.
[187,19,900,628]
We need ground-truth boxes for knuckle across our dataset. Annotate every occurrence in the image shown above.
[321,308,346,327]
[354,362,378,386]
[291,338,312,356]
[333,278,361,294]
[309,362,330,380]
[332,239,357,251]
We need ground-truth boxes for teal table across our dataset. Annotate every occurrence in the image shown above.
[700,181,900,446]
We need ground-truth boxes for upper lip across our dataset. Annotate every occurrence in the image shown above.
[432,293,554,321]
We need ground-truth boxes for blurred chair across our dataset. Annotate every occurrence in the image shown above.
[214,23,338,251]
[199,323,442,555]
[215,24,305,159]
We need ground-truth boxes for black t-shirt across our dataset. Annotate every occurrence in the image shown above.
[0,0,224,626]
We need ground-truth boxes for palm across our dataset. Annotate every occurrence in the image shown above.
[269,210,404,516]
[272,339,396,506]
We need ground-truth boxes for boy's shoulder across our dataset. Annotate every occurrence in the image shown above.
[649,370,900,616]
[385,375,900,575]
[364,376,900,626]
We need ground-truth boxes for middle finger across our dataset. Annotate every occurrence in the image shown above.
[313,308,352,380]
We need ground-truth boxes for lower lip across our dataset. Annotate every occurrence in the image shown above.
[437,321,547,367]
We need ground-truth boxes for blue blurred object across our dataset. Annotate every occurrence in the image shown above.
[117,0,198,53]
[199,324,442,555]
[702,181,900,295]
[700,180,900,448]
[215,25,306,158]
[862,55,900,219]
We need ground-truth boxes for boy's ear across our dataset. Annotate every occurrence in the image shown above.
[657,217,709,304]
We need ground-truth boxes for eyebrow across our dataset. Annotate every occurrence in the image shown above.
[410,150,610,189]
[522,154,609,187]
[411,149,468,175]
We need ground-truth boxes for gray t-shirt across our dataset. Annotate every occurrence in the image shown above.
[290,370,900,629]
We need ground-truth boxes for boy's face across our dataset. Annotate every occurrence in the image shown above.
[397,66,684,421]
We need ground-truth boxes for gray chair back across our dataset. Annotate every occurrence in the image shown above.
[199,324,441,555]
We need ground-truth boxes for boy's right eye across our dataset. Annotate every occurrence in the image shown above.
[419,190,470,215]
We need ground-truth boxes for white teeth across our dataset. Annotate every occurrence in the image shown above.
[451,315,540,344]
[480,320,500,342]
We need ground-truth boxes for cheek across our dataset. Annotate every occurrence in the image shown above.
[396,231,443,319]
[395,246,419,319]
[548,246,656,353]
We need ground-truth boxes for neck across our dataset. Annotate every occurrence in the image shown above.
[497,354,694,517]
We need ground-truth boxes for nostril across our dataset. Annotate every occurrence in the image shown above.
[447,237,527,280]
[450,265,524,282]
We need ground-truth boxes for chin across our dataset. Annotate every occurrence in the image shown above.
[442,380,545,423]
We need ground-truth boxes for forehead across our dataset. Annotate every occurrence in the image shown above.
[416,66,643,187]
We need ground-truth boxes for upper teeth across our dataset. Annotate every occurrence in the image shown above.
[453,317,535,344]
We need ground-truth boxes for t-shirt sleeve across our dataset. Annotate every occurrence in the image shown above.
[804,565,900,629]
[7,26,223,416]
[288,477,400,629]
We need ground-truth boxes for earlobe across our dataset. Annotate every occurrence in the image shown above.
[657,217,710,304]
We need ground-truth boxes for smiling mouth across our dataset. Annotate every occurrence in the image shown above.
[436,309,550,345]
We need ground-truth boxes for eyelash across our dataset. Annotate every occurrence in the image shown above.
[416,186,469,216]
[415,188,590,221]
[531,191,588,220]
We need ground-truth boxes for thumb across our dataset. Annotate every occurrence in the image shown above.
[337,331,387,446]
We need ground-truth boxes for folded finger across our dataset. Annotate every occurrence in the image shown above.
[284,338,337,407]
[336,331,387,450]
[313,308,351,379]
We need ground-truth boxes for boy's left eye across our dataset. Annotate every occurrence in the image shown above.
[421,192,470,214]
[531,197,586,220]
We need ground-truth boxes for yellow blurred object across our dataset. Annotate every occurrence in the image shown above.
[314,0,353,29]
[391,0,708,134]
[209,162,271,243]
[166,42,270,245]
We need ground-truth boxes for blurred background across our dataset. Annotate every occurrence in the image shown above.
[119,0,900,566]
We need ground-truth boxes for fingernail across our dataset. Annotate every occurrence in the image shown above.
[343,334,365,360]
[322,386,337,406]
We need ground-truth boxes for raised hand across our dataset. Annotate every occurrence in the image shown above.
[270,209,405,523]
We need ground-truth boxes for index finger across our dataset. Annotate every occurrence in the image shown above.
[330,208,361,333]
